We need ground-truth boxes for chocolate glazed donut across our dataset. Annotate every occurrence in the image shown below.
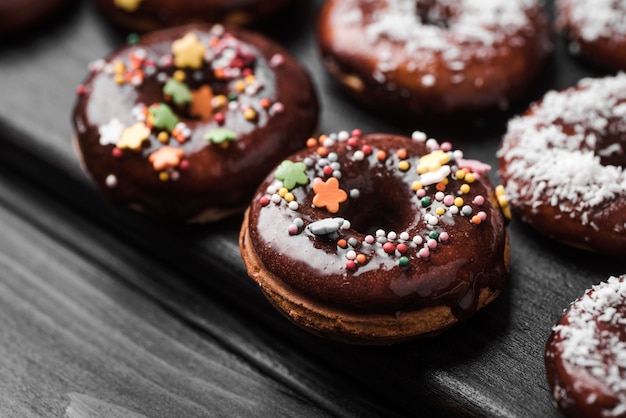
[93,0,293,33]
[240,131,510,344]
[498,74,626,255]
[545,275,626,418]
[317,0,552,117]
[72,24,319,222]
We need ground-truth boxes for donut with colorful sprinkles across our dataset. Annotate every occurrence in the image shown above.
[557,0,626,71]
[239,130,510,344]
[94,0,293,33]
[545,275,626,418]
[72,24,318,223]
[498,73,626,255]
[316,0,552,116]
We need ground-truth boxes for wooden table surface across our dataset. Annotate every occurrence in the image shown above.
[0,1,623,416]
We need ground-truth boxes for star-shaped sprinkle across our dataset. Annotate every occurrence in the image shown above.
[148,146,185,171]
[172,33,206,69]
[204,128,237,145]
[114,0,142,12]
[98,118,125,146]
[149,103,179,132]
[190,85,214,120]
[417,150,450,174]
[163,78,192,105]
[116,122,150,150]
[274,160,308,190]
[313,177,347,213]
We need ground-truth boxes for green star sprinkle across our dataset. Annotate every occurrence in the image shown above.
[275,160,308,190]
[149,103,179,132]
[204,128,238,145]
[163,78,192,105]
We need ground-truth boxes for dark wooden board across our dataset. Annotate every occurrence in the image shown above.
[0,1,623,416]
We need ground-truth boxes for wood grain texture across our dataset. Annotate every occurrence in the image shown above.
[0,0,623,417]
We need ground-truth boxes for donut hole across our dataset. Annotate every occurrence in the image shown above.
[415,0,451,29]
[339,172,416,236]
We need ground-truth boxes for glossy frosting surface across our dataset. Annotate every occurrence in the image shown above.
[247,132,508,315]
[73,24,318,222]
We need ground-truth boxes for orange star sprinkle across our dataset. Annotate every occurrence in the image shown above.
[312,177,347,214]
[148,146,185,171]
[172,33,206,69]
[190,85,214,120]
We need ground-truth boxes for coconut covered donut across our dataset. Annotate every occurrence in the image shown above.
[239,130,510,344]
[317,0,552,116]
[557,0,626,71]
[72,24,319,222]
[545,275,626,418]
[498,74,626,255]
[94,0,293,33]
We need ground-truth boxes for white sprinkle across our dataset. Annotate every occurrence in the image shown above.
[105,174,117,188]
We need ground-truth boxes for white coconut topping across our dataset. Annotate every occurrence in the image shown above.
[550,276,626,416]
[557,0,626,42]
[336,0,539,73]
[498,73,626,221]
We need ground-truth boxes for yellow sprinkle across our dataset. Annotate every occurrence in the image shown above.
[454,197,464,207]
[435,207,446,216]
[243,108,256,121]
[157,131,169,143]
[455,169,466,180]
[113,60,125,74]
[114,74,125,85]
[498,195,508,207]
[460,184,470,194]
[235,80,246,92]
[213,95,227,107]
[496,185,506,197]
[412,181,423,191]
[285,193,295,202]
[245,74,256,84]
[465,173,476,183]
[398,160,410,172]
[278,187,288,198]
[158,171,169,182]
[173,70,186,81]
[417,150,450,174]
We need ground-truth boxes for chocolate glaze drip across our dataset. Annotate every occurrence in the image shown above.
[247,133,508,316]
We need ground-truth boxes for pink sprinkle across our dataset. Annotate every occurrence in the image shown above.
[112,148,123,158]
[270,53,285,67]
[347,137,359,147]
[361,145,372,155]
[457,158,491,174]
[418,248,430,258]
[397,243,408,253]
[443,195,455,206]
[473,195,485,205]
[351,128,362,137]
[383,242,395,254]
[427,239,438,249]
[76,84,86,95]
[440,142,453,152]
[259,196,270,206]
[270,102,284,115]
[179,160,190,170]
[439,232,449,242]
[288,224,299,235]
[416,189,427,198]
[478,211,487,221]
[323,165,333,176]
[364,235,375,244]
[346,260,357,270]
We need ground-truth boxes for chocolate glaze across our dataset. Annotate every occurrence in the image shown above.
[498,75,626,255]
[94,0,293,33]
[73,24,318,222]
[246,133,508,316]
[545,275,626,418]
[317,0,552,116]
